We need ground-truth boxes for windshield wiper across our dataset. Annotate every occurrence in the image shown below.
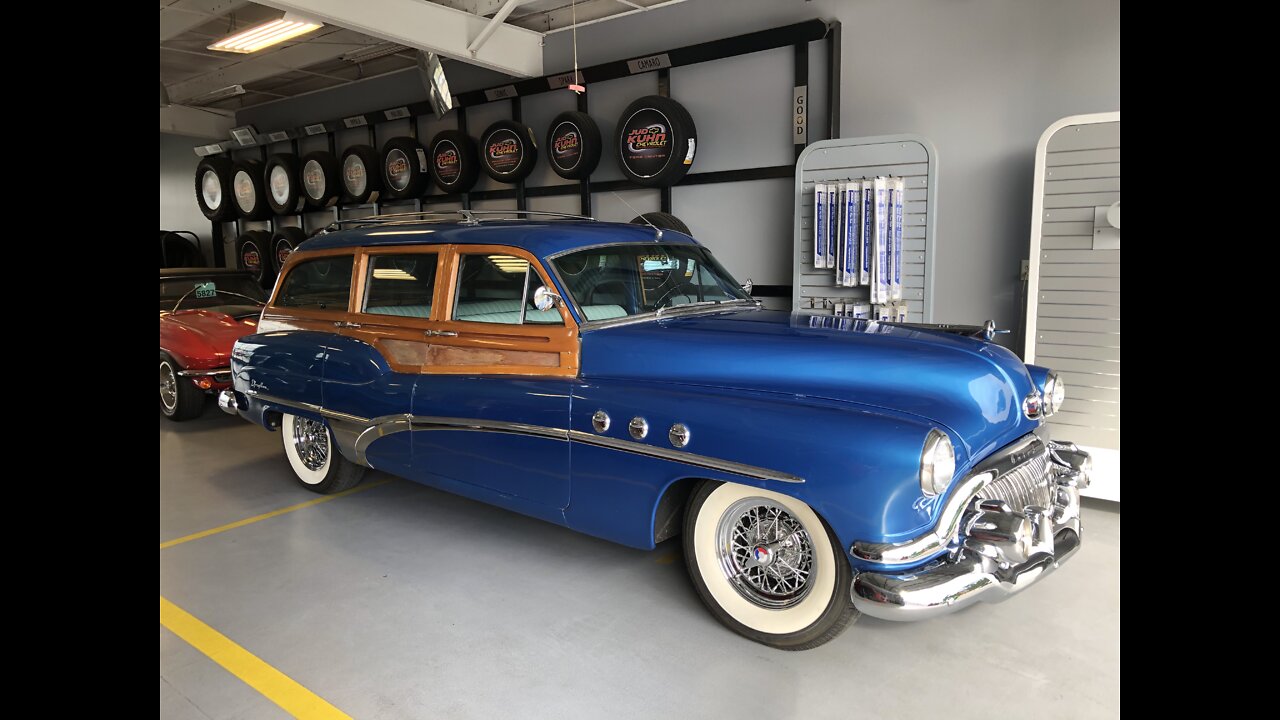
[655,299,756,318]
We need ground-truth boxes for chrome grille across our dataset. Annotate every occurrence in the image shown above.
[976,452,1050,512]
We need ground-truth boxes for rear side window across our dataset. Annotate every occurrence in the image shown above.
[363,254,438,319]
[275,255,354,310]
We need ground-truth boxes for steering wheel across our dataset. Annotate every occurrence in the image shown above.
[172,288,266,313]
[651,282,701,310]
[584,280,633,309]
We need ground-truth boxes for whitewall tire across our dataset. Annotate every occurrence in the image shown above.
[281,413,366,494]
[683,480,858,650]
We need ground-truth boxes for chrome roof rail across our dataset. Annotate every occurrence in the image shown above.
[325,209,596,232]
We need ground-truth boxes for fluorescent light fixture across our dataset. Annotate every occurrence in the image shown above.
[488,255,530,273]
[187,84,246,105]
[208,13,322,54]
[372,269,417,280]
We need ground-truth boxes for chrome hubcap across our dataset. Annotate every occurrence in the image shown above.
[292,417,330,472]
[159,362,178,411]
[716,498,815,609]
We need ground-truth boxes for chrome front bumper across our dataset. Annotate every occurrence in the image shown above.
[850,438,1090,621]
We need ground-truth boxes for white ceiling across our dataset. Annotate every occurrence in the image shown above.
[160,0,682,114]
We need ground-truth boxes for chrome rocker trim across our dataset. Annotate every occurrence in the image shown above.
[849,436,1090,621]
[178,367,232,378]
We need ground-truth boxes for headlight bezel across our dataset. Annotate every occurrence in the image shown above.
[1044,371,1066,416]
[920,429,956,497]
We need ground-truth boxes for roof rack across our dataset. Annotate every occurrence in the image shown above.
[325,209,596,232]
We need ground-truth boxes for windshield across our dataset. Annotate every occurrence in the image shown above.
[551,244,751,322]
[160,275,266,312]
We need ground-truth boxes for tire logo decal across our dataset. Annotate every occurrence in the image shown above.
[626,123,668,152]
[485,129,523,174]
[434,141,461,184]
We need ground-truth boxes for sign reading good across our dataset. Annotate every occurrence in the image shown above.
[303,160,326,198]
[344,155,367,195]
[485,129,523,175]
[620,109,673,178]
[276,244,292,267]
[241,247,261,271]
[269,165,291,204]
[386,149,412,191]
[549,121,583,172]
[434,141,461,184]
[233,170,257,211]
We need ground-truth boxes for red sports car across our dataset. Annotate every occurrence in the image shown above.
[160,268,265,420]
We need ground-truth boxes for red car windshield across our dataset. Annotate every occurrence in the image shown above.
[160,276,266,312]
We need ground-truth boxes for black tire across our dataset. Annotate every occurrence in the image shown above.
[380,136,431,199]
[299,151,342,208]
[340,145,383,204]
[630,212,691,236]
[159,352,205,421]
[264,153,306,215]
[231,159,273,219]
[616,95,698,187]
[428,130,480,194]
[281,413,366,494]
[479,120,539,183]
[546,111,602,180]
[682,480,858,650]
[195,156,235,221]
[270,226,307,277]
[160,231,205,268]
[235,230,273,288]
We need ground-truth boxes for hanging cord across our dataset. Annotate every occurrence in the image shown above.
[569,0,584,93]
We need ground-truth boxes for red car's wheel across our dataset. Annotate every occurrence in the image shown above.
[159,352,205,421]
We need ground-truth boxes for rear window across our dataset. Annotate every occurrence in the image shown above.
[362,253,439,319]
[275,255,354,310]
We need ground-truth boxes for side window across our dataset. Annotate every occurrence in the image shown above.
[275,255,354,310]
[362,254,438,319]
[453,254,564,326]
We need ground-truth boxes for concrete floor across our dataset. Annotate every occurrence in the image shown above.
[161,405,1120,720]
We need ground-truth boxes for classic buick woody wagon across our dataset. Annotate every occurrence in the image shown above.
[222,211,1090,650]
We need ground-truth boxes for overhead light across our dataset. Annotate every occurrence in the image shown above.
[186,84,246,105]
[488,255,529,273]
[208,13,322,54]
[341,42,409,64]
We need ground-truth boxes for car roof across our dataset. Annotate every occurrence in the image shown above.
[160,268,254,279]
[298,220,698,259]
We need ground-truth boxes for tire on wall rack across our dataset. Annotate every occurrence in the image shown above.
[479,120,539,183]
[264,154,306,215]
[270,226,307,278]
[160,231,205,268]
[195,156,235,221]
[428,130,480,194]
[299,151,341,208]
[629,212,691,235]
[340,145,383,204]
[235,230,273,287]
[682,480,858,650]
[231,159,273,220]
[615,95,698,187]
[380,137,431,199]
[546,111,602,180]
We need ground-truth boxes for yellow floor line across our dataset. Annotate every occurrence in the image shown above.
[160,478,393,550]
[161,596,351,720]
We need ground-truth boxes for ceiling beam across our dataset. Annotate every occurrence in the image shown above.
[253,0,544,77]
[160,103,236,139]
[165,28,370,103]
[159,0,248,42]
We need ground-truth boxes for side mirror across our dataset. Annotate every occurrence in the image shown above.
[533,285,563,312]
[741,278,754,296]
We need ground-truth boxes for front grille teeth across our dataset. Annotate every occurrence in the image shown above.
[975,453,1050,513]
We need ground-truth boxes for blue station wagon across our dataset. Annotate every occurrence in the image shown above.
[221,210,1090,650]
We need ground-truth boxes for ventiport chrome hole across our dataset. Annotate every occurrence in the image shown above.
[592,410,610,433]
[628,417,649,440]
[668,423,691,448]
[716,498,815,609]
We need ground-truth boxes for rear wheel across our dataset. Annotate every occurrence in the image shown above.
[683,480,858,650]
[281,413,366,493]
[159,352,204,421]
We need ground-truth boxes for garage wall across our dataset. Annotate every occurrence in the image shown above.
[221,0,1118,334]
[160,132,217,266]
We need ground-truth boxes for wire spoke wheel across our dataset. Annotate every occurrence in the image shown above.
[291,417,330,472]
[159,361,178,411]
[716,497,816,609]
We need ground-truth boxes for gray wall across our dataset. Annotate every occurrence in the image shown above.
[160,132,217,266]
[180,0,1120,328]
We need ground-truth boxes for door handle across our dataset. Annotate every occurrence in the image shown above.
[333,321,362,329]
[424,329,458,337]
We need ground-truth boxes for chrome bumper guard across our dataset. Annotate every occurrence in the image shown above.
[850,438,1090,621]
[178,367,232,379]
[217,389,243,416]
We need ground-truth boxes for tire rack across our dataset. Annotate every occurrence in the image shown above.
[198,19,841,299]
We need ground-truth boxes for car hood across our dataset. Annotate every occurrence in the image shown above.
[161,309,261,358]
[579,309,1040,462]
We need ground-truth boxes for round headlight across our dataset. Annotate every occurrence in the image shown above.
[920,429,956,496]
[1044,372,1066,415]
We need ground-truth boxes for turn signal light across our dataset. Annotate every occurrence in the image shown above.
[197,377,214,390]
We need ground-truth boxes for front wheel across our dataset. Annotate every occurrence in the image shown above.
[159,353,205,421]
[281,413,366,494]
[683,481,858,650]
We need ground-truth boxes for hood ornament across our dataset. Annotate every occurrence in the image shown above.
[981,320,1011,342]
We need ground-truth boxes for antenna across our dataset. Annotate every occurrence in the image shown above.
[611,192,663,242]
